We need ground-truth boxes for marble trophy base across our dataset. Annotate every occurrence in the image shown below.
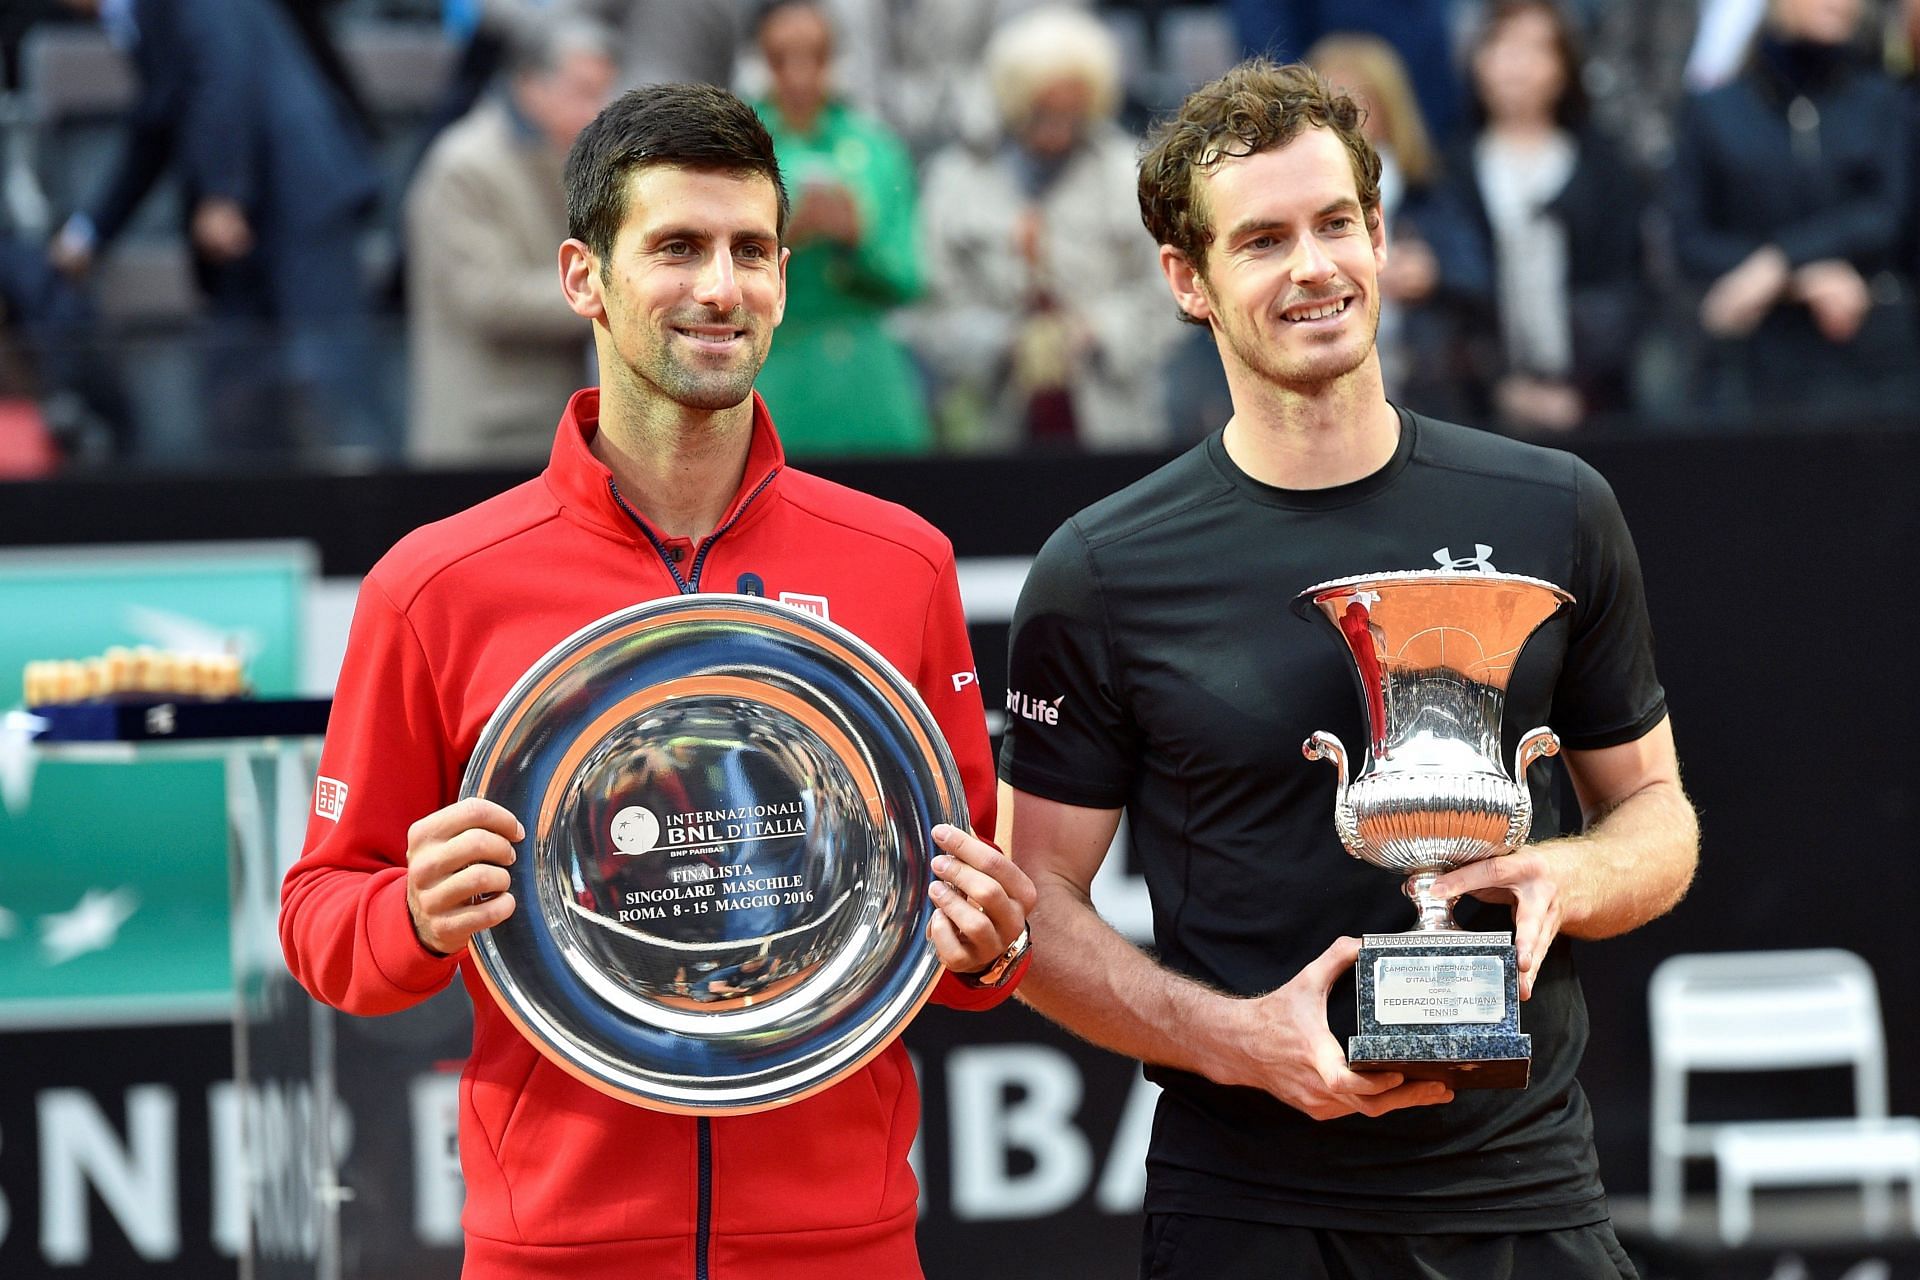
[1349,930,1531,1090]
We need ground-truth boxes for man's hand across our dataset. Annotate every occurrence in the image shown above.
[191,197,255,263]
[1793,258,1871,343]
[1218,936,1454,1120]
[928,823,1038,973]
[1495,374,1584,432]
[1012,207,1045,270]
[1426,847,1564,1000]
[405,797,523,957]
[49,237,93,278]
[788,180,861,247]
[49,218,95,278]
[1377,236,1438,302]
[1701,244,1789,337]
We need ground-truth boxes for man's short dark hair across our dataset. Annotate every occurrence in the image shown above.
[565,83,791,263]
[1138,60,1380,296]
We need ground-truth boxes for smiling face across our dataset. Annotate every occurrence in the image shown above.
[1171,127,1385,395]
[1020,76,1097,159]
[1472,6,1569,127]
[515,46,617,153]
[566,164,789,413]
[761,2,833,123]
[1772,0,1863,44]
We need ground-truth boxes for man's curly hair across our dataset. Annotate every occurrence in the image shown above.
[1138,60,1381,306]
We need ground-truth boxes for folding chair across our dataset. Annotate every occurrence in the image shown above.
[1648,948,1920,1244]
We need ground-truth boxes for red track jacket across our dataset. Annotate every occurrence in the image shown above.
[281,389,1020,1279]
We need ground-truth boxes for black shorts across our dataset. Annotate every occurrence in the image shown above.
[1141,1213,1641,1280]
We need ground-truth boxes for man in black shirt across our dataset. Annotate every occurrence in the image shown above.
[931,60,1698,1278]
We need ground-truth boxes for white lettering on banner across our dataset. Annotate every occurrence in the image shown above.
[6,1052,1157,1266]
[1097,1072,1160,1213]
[0,1117,10,1249]
[39,1086,179,1263]
[948,1045,1091,1220]
[906,1049,927,1218]
[411,1073,463,1245]
[11,1076,425,1269]
[248,1082,321,1263]
[1835,1263,1894,1280]
[208,1084,246,1258]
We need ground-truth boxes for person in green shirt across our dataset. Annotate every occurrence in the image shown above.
[752,0,933,457]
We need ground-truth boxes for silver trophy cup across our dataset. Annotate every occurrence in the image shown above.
[1294,570,1574,1089]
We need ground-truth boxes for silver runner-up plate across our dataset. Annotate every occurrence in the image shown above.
[460,594,966,1115]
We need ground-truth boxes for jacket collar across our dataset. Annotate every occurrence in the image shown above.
[542,387,786,545]
[1750,33,1856,105]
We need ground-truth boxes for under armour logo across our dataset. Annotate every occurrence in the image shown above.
[1433,544,1497,574]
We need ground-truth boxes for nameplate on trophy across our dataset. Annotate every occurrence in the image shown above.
[1370,947,1505,1026]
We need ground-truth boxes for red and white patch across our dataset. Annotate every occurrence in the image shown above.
[314,777,349,822]
[777,591,830,620]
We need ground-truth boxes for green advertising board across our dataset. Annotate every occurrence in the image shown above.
[0,542,312,1028]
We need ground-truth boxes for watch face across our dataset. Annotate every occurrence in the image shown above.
[462,594,964,1114]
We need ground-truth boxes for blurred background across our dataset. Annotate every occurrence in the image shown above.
[1,0,1918,1278]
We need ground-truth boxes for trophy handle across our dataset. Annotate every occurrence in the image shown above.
[1513,726,1560,780]
[1500,726,1560,852]
[1302,731,1368,858]
[1303,730,1349,781]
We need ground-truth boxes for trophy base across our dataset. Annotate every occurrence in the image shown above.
[1349,930,1532,1091]
[1347,1036,1532,1090]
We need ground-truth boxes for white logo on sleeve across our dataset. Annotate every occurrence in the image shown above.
[314,777,349,822]
[952,670,979,692]
[610,806,661,855]
[1433,544,1498,573]
[1007,690,1064,726]
[777,591,830,620]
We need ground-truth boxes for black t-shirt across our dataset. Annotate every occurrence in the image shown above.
[999,410,1667,1233]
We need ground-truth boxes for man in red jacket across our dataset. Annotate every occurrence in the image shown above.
[280,83,1035,1279]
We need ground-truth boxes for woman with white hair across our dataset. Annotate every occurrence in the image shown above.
[911,6,1181,451]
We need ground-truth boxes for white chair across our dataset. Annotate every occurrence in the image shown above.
[1648,948,1920,1244]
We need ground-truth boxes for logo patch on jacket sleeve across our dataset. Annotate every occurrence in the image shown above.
[1007,690,1064,725]
[314,777,349,822]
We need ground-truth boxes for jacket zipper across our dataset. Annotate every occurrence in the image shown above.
[607,470,780,593]
[696,1117,713,1280]
[607,471,774,1279]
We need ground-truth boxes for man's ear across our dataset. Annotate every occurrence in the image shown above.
[771,244,790,329]
[559,238,605,321]
[1160,244,1213,325]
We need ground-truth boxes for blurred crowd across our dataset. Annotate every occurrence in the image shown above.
[2,0,1919,473]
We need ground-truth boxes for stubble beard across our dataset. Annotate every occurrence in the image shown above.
[1211,281,1381,394]
[630,318,770,413]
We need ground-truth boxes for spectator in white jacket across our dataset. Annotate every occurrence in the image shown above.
[911,6,1181,452]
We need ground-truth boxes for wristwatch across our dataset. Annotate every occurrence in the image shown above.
[955,924,1032,989]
